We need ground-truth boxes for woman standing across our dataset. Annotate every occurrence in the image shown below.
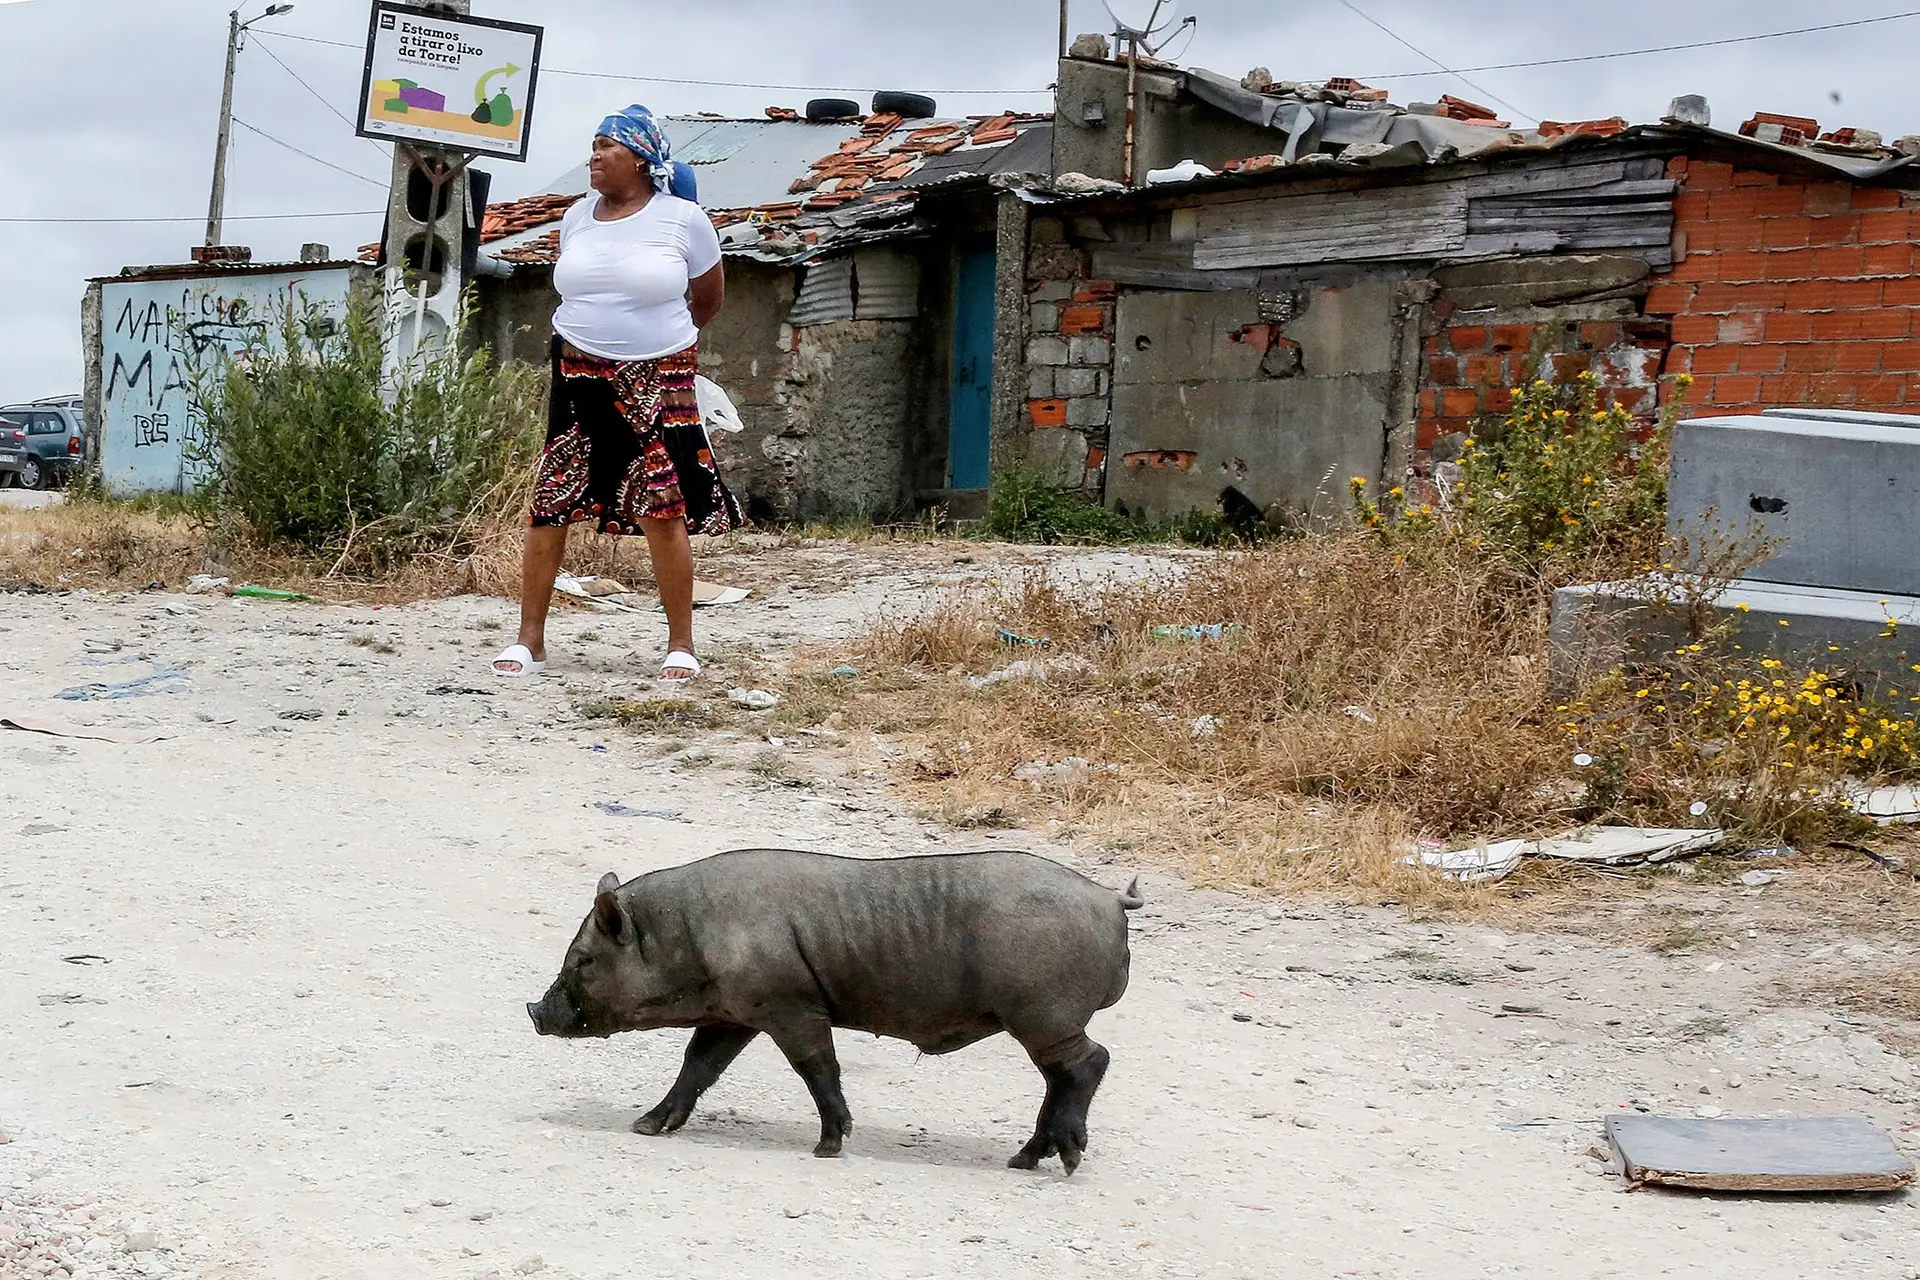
[492,104,743,683]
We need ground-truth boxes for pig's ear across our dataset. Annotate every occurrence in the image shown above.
[593,890,629,943]
[597,872,621,895]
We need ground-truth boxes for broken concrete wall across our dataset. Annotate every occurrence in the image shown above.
[1052,55,1287,185]
[766,315,926,522]
[1106,275,1428,525]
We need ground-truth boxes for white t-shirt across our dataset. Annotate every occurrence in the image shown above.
[551,193,723,362]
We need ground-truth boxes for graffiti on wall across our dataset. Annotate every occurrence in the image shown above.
[98,268,354,496]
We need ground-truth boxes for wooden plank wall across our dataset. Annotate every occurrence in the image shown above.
[1087,155,1677,286]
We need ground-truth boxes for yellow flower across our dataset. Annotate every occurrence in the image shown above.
[1737,603,1751,612]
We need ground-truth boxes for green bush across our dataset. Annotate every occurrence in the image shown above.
[189,286,545,566]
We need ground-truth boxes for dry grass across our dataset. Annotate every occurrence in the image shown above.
[777,533,1920,917]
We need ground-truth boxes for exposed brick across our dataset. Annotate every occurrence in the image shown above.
[1669,254,1715,284]
[1710,189,1767,220]
[1645,282,1693,315]
[1814,246,1867,278]
[1551,350,1594,380]
[1579,321,1625,347]
[1686,161,1736,191]
[1809,213,1865,246]
[1715,251,1770,283]
[1483,387,1514,414]
[1885,278,1920,307]
[1739,344,1788,375]
[1441,388,1479,417]
[1761,216,1814,250]
[1690,345,1739,375]
[1882,342,1920,372]
[1670,314,1722,344]
[1785,343,1842,373]
[1753,186,1806,216]
[1666,156,1690,179]
[1853,375,1910,404]
[1810,373,1862,405]
[1784,279,1838,309]
[1029,302,1060,334]
[1718,314,1765,344]
[1804,183,1855,215]
[1732,169,1779,188]
[1663,346,1692,375]
[1762,374,1813,402]
[1416,418,1443,451]
[1608,387,1652,413]
[1450,325,1491,352]
[1028,398,1068,427]
[1838,344,1884,373]
[1490,324,1534,352]
[1464,354,1502,384]
[1713,374,1763,405]
[1833,280,1885,308]
[1427,356,1461,384]
[1810,311,1866,341]
[1074,280,1119,303]
[1060,304,1109,336]
[1674,191,1712,222]
[1859,210,1914,243]
[1425,334,1445,358]
[1764,311,1815,342]
[1853,187,1904,210]
[1418,388,1440,418]
[1865,242,1915,276]
[1697,281,1787,312]
[1861,309,1914,340]
[1765,247,1821,280]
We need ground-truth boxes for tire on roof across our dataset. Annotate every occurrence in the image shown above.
[805,98,862,122]
[871,91,937,120]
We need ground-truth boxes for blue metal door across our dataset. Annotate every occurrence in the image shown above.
[947,248,997,491]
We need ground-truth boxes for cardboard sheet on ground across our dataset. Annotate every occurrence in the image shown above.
[552,573,749,612]
[1606,1115,1915,1192]
[1412,827,1725,882]
[2,714,168,745]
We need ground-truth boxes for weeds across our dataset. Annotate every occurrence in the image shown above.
[578,697,723,733]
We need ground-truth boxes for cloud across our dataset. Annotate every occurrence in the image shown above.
[3,0,1916,398]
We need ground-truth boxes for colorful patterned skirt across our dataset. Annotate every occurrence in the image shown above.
[529,335,745,537]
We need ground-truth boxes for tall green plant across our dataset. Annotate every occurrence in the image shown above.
[189,285,545,566]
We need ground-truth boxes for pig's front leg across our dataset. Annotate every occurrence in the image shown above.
[768,1017,852,1158]
[634,1023,761,1136]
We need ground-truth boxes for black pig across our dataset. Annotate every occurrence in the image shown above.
[528,848,1142,1173]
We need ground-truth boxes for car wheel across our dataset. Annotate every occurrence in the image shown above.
[20,457,44,490]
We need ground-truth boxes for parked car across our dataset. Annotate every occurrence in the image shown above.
[0,416,26,487]
[0,398,86,490]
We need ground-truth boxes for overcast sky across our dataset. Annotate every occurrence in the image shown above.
[2,0,1915,399]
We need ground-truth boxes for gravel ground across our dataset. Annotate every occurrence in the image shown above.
[2,541,1917,1279]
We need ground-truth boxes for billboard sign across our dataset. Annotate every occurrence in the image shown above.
[356,2,543,161]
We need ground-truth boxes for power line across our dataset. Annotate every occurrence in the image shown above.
[251,33,390,159]
[1328,0,1533,123]
[1362,9,1920,79]
[0,211,382,225]
[255,30,1049,97]
[232,116,389,188]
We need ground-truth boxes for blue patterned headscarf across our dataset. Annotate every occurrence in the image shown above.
[596,104,674,194]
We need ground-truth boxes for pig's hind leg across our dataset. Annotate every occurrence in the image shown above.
[1007,1029,1110,1176]
[768,1017,854,1158]
[633,1023,761,1136]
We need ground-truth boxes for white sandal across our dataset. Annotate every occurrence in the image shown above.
[658,650,700,682]
[491,644,545,678]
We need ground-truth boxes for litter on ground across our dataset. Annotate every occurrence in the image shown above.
[1604,1115,1915,1193]
[1410,827,1726,882]
[728,688,780,711]
[55,663,188,702]
[1,714,168,745]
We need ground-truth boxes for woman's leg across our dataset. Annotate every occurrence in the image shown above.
[641,516,697,677]
[496,523,570,673]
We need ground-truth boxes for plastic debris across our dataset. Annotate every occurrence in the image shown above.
[1409,838,1529,883]
[1409,826,1726,883]
[997,628,1052,649]
[829,665,859,679]
[232,585,310,602]
[1151,623,1243,642]
[596,803,685,821]
[185,574,230,595]
[1739,870,1785,887]
[55,663,188,702]
[1844,783,1920,826]
[1011,757,1118,787]
[728,688,780,711]
[1191,715,1220,739]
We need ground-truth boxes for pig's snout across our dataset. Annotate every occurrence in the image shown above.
[526,1001,545,1034]
[527,987,583,1037]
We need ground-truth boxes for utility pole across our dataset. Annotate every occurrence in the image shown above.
[1059,0,1069,60]
[204,4,295,248]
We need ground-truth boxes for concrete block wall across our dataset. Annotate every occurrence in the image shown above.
[1022,216,1113,493]
[1652,157,1920,415]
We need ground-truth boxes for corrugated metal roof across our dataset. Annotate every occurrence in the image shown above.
[542,118,865,212]
[852,248,919,319]
[790,257,854,326]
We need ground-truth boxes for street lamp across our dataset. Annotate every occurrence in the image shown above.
[204,3,296,248]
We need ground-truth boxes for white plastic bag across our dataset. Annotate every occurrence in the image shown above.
[694,375,744,433]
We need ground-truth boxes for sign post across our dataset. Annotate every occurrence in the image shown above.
[356,2,543,374]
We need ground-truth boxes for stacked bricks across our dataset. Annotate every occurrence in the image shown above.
[1651,157,1920,415]
[1025,217,1114,491]
[1418,319,1665,450]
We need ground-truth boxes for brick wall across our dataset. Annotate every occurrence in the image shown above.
[1418,317,1667,451]
[1653,156,1920,414]
[1024,217,1113,492]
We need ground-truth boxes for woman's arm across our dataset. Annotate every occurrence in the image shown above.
[689,264,725,330]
